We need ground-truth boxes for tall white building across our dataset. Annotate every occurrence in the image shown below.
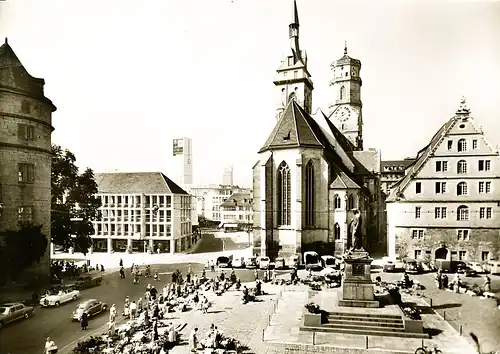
[222,166,234,185]
[172,137,193,185]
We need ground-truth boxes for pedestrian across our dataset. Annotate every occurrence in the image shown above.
[120,266,125,279]
[45,337,58,354]
[80,312,89,330]
[210,260,215,272]
[484,275,492,293]
[108,320,116,337]
[130,301,137,319]
[150,285,158,300]
[168,322,177,344]
[109,304,117,322]
[189,327,199,352]
[153,320,159,341]
[119,258,123,267]
[101,264,105,272]
[172,271,178,284]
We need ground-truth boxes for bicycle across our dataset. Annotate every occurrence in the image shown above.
[415,346,442,354]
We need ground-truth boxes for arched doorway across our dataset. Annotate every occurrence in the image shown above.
[435,247,448,260]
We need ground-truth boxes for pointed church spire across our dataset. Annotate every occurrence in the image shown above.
[4,38,8,45]
[289,0,302,63]
[344,40,348,55]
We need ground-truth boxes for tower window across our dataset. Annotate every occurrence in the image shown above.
[277,161,291,226]
[334,194,341,209]
[340,86,346,100]
[305,160,315,227]
[334,223,341,240]
[345,72,348,77]
[294,70,298,78]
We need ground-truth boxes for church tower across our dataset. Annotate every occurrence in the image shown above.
[329,43,363,150]
[273,0,314,120]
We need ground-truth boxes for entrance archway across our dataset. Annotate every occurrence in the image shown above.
[435,247,448,260]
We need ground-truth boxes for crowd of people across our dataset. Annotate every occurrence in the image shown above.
[435,270,493,296]
[50,260,106,283]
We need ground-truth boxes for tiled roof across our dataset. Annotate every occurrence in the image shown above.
[220,192,253,208]
[387,116,457,202]
[259,99,325,152]
[0,39,55,109]
[329,169,360,189]
[94,172,188,195]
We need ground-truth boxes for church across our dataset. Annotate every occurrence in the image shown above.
[252,0,385,259]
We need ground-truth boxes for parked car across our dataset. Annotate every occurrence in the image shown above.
[40,288,80,307]
[486,261,500,275]
[257,256,271,270]
[245,256,257,269]
[468,262,486,274]
[451,261,468,274]
[321,255,336,269]
[465,268,478,277]
[216,256,232,268]
[383,260,396,272]
[304,251,322,271]
[0,303,35,329]
[71,299,107,321]
[231,256,245,268]
[74,274,103,290]
[274,257,286,270]
[404,259,423,274]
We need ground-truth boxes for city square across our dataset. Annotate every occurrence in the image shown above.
[1,0,500,353]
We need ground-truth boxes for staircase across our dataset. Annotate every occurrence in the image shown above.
[301,307,429,339]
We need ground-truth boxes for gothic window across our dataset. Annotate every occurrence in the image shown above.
[340,86,346,100]
[457,182,468,196]
[334,194,341,209]
[347,194,354,210]
[334,223,341,240]
[305,160,315,227]
[457,160,467,174]
[288,92,296,103]
[277,161,291,226]
[458,139,467,152]
[457,205,469,221]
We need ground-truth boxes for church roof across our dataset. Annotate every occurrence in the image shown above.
[94,172,188,195]
[259,99,326,152]
[330,169,360,189]
[0,39,55,110]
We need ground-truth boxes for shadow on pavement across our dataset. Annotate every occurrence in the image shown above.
[432,303,462,310]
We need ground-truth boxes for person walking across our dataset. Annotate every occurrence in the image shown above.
[120,266,125,279]
[189,327,199,352]
[484,275,492,293]
[45,337,58,354]
[130,301,137,319]
[109,304,117,322]
[80,312,89,330]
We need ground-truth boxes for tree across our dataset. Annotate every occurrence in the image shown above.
[0,224,48,281]
[51,145,101,254]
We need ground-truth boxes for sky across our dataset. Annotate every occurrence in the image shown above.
[1,0,500,188]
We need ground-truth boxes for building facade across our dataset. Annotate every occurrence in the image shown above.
[0,39,57,277]
[172,137,193,185]
[222,166,234,186]
[387,99,500,263]
[380,158,415,195]
[220,191,253,226]
[185,184,252,222]
[252,1,385,260]
[91,172,195,254]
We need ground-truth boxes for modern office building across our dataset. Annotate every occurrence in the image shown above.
[0,39,57,278]
[91,172,196,254]
[222,166,234,186]
[172,137,193,185]
[387,99,500,262]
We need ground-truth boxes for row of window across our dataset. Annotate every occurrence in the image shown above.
[411,228,472,241]
[417,180,494,195]
[435,160,491,173]
[101,195,173,208]
[414,206,494,220]
[96,223,172,236]
[449,138,480,152]
[411,249,486,262]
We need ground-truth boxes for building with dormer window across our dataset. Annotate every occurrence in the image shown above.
[386,98,500,263]
[220,191,253,227]
[252,1,385,259]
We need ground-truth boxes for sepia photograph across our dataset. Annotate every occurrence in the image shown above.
[0,0,499,353]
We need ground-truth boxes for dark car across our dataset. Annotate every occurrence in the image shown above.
[74,274,103,290]
[71,299,107,321]
[465,268,478,277]
[216,256,232,268]
[0,303,35,328]
[452,261,468,273]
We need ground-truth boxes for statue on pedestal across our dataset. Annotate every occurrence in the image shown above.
[348,209,363,251]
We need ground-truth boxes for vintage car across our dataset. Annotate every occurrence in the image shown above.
[245,256,257,269]
[216,256,232,268]
[0,303,35,328]
[40,287,80,307]
[71,299,107,321]
[274,257,286,270]
[257,256,271,270]
[321,255,336,269]
[231,256,245,268]
[74,273,103,290]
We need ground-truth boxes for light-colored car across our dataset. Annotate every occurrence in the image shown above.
[245,256,257,269]
[468,262,486,273]
[231,256,245,268]
[71,299,107,321]
[258,256,271,270]
[0,303,35,329]
[40,288,80,307]
[274,257,286,270]
[288,254,301,269]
